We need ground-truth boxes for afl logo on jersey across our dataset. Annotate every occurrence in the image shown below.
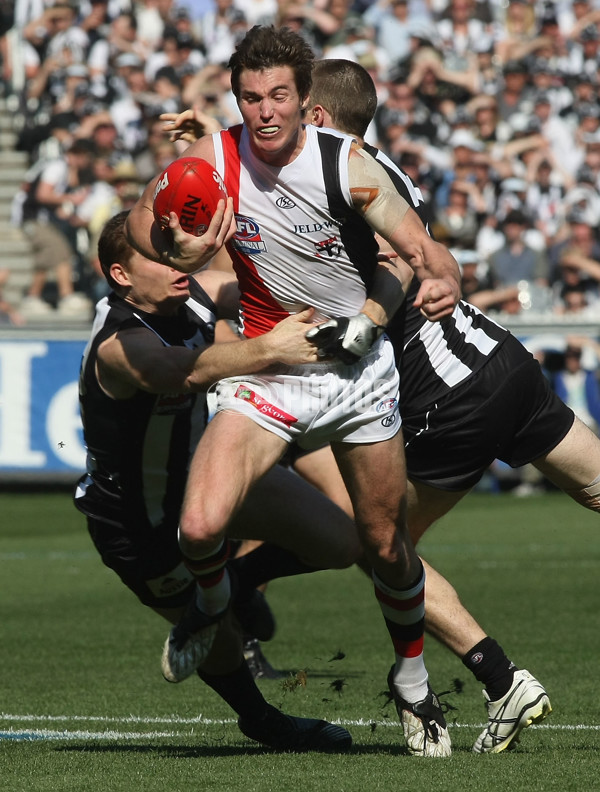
[233,215,267,253]
[276,196,296,209]
[376,398,398,413]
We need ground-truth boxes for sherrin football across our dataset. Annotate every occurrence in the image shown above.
[152,157,228,236]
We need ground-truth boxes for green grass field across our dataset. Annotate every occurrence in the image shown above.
[1,490,598,791]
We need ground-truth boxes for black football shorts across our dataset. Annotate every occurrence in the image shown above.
[402,333,575,491]
[86,514,195,609]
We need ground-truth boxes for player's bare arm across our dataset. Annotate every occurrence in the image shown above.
[96,308,321,398]
[194,269,240,320]
[348,146,461,319]
[125,137,235,273]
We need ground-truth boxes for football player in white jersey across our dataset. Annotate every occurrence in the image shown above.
[126,25,462,757]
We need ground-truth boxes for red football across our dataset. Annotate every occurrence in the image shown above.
[152,157,228,236]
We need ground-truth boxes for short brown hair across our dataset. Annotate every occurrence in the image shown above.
[97,210,133,291]
[310,59,377,139]
[228,25,314,102]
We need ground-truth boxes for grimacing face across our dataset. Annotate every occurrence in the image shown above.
[237,66,308,167]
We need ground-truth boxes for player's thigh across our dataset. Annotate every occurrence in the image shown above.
[534,415,600,489]
[183,410,288,529]
[406,478,469,544]
[230,463,361,568]
[332,431,407,530]
[292,444,354,518]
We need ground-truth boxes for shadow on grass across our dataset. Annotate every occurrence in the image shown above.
[54,742,417,758]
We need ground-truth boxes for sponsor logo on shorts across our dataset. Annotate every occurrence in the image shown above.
[233,216,267,253]
[376,398,398,413]
[276,196,296,208]
[381,414,397,428]
[234,384,297,426]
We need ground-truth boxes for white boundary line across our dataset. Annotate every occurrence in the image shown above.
[1,713,598,742]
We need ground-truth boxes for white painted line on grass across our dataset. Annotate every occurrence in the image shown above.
[1,713,598,743]
[0,729,178,741]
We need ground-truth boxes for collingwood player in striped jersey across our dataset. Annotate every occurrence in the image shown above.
[305,58,600,754]
[73,210,356,753]
[159,57,599,752]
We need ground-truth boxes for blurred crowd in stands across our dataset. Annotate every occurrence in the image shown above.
[0,0,598,441]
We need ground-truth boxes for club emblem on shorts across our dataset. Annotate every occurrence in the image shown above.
[376,398,398,413]
[233,216,267,253]
[234,384,298,426]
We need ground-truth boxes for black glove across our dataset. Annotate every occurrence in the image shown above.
[305,313,386,364]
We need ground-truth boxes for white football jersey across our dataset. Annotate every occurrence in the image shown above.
[212,124,380,337]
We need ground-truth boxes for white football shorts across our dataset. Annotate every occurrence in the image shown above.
[207,336,401,448]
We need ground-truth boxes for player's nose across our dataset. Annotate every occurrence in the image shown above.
[259,99,274,118]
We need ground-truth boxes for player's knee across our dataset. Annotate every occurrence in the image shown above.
[178,512,225,554]
[565,475,600,513]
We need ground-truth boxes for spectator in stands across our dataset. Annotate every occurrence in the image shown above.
[549,210,600,304]
[495,59,533,123]
[434,129,485,208]
[87,12,146,103]
[434,0,489,73]
[469,95,512,146]
[555,283,597,317]
[524,147,572,242]
[531,89,581,177]
[106,61,151,155]
[363,0,413,65]
[454,247,516,312]
[488,208,550,289]
[145,27,205,82]
[198,0,248,65]
[433,178,481,249]
[494,0,547,65]
[550,338,600,435]
[19,138,96,318]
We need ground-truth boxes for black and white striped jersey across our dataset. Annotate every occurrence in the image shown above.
[363,143,511,416]
[74,279,216,530]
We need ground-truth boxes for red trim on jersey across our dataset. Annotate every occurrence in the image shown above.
[219,127,242,212]
[219,127,290,338]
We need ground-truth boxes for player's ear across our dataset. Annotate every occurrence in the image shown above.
[110,262,131,287]
[310,104,326,127]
